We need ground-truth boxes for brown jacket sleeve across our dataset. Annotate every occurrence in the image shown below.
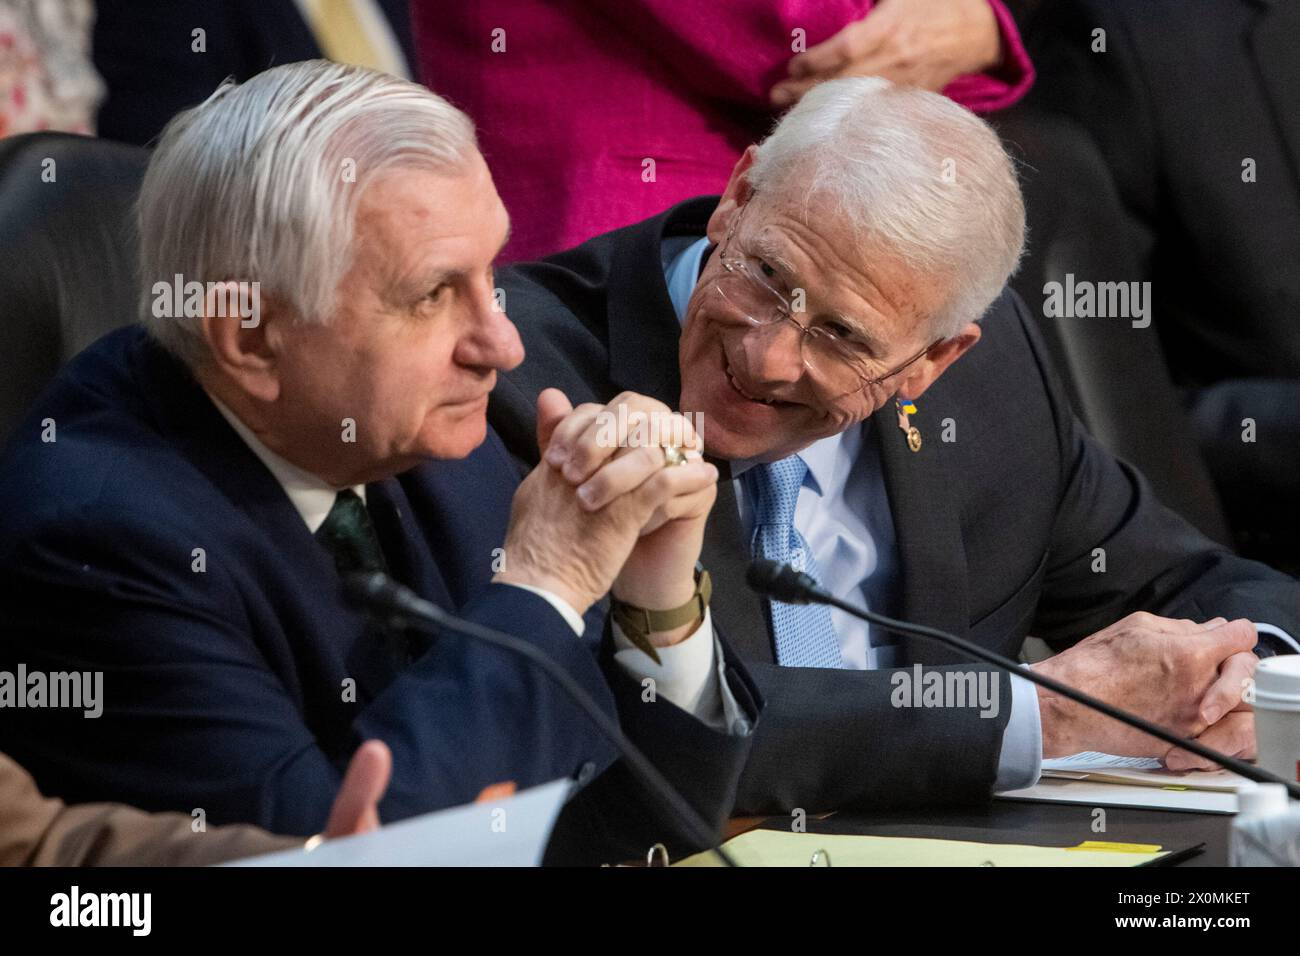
[0,752,302,866]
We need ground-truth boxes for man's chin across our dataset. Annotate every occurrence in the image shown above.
[419,412,488,462]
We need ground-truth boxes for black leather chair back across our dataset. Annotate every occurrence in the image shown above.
[995,110,1232,545]
[0,132,149,440]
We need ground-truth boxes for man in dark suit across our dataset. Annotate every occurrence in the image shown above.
[0,61,758,865]
[1023,0,1300,567]
[489,77,1300,814]
[93,0,415,145]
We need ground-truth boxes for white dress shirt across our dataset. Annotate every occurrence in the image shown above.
[207,393,745,734]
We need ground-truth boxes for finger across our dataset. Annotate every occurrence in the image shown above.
[789,18,885,78]
[543,402,605,468]
[535,389,573,457]
[1131,613,1225,635]
[575,445,667,510]
[577,441,705,511]
[324,739,393,838]
[626,460,720,522]
[1163,712,1255,772]
[1199,650,1258,725]
[771,77,820,107]
[1199,618,1259,661]
[562,400,691,484]
[641,483,717,536]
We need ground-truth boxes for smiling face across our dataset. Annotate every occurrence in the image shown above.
[678,149,980,463]
[204,155,523,487]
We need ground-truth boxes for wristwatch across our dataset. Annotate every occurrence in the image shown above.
[610,568,712,665]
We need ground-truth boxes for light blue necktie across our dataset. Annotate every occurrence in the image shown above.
[748,456,843,668]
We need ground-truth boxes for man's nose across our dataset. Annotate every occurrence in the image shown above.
[457,282,525,372]
[742,318,806,385]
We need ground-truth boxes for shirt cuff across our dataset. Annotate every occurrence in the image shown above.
[611,610,749,736]
[503,583,586,637]
[993,669,1044,792]
[1254,622,1300,656]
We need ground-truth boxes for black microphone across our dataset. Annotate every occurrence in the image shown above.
[747,558,1300,799]
[343,571,738,866]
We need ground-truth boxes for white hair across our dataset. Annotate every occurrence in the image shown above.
[749,77,1025,339]
[138,59,478,365]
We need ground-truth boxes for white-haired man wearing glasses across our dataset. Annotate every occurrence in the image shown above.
[490,77,1300,814]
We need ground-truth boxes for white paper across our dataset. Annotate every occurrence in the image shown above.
[1041,751,1249,793]
[223,778,573,867]
[999,777,1238,814]
[1042,751,1164,772]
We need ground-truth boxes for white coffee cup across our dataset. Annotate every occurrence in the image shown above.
[1253,655,1300,784]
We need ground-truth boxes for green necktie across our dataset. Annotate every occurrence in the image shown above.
[315,489,390,578]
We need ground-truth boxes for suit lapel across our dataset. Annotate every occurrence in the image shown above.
[605,197,718,402]
[872,401,971,665]
[701,472,775,664]
[1249,0,1300,191]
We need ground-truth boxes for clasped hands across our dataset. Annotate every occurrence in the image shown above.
[1035,612,1259,771]
[494,388,717,648]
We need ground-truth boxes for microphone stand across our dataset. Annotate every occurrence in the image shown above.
[345,572,738,866]
[748,560,1300,799]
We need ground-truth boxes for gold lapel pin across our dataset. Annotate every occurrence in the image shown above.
[896,397,922,452]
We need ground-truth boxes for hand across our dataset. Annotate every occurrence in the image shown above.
[1033,614,1258,758]
[1162,650,1258,771]
[771,0,1003,106]
[493,389,717,618]
[541,390,716,647]
[323,740,392,838]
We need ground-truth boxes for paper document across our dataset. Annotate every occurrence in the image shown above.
[675,829,1172,867]
[1039,751,1250,794]
[224,778,572,866]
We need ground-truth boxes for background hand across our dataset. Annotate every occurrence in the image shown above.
[772,0,1002,106]
[323,739,392,838]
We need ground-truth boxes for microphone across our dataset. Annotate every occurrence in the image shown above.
[747,558,1300,799]
[343,571,738,866]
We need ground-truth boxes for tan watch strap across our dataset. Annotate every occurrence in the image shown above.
[610,570,713,665]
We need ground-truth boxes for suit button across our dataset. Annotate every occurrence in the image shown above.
[576,761,597,785]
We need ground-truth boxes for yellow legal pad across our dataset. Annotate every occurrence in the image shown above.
[674,830,1170,867]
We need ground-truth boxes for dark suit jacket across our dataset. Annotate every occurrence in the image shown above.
[0,324,759,864]
[1024,0,1300,386]
[93,0,416,146]
[489,197,1300,814]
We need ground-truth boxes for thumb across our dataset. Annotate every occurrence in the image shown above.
[536,388,573,455]
[324,739,392,838]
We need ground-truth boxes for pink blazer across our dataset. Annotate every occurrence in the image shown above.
[414,1,1034,261]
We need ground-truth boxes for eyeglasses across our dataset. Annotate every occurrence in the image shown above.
[712,200,939,402]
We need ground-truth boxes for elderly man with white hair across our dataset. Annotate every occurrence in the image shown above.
[0,60,762,865]
[490,77,1300,813]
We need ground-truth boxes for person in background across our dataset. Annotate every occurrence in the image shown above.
[414,0,1034,261]
[1024,0,1300,574]
[0,0,103,137]
[93,0,413,145]
[1,741,391,866]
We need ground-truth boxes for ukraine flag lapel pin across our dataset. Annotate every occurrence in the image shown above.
[895,397,921,452]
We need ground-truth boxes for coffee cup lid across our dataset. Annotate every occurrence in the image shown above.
[1256,655,1300,710]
